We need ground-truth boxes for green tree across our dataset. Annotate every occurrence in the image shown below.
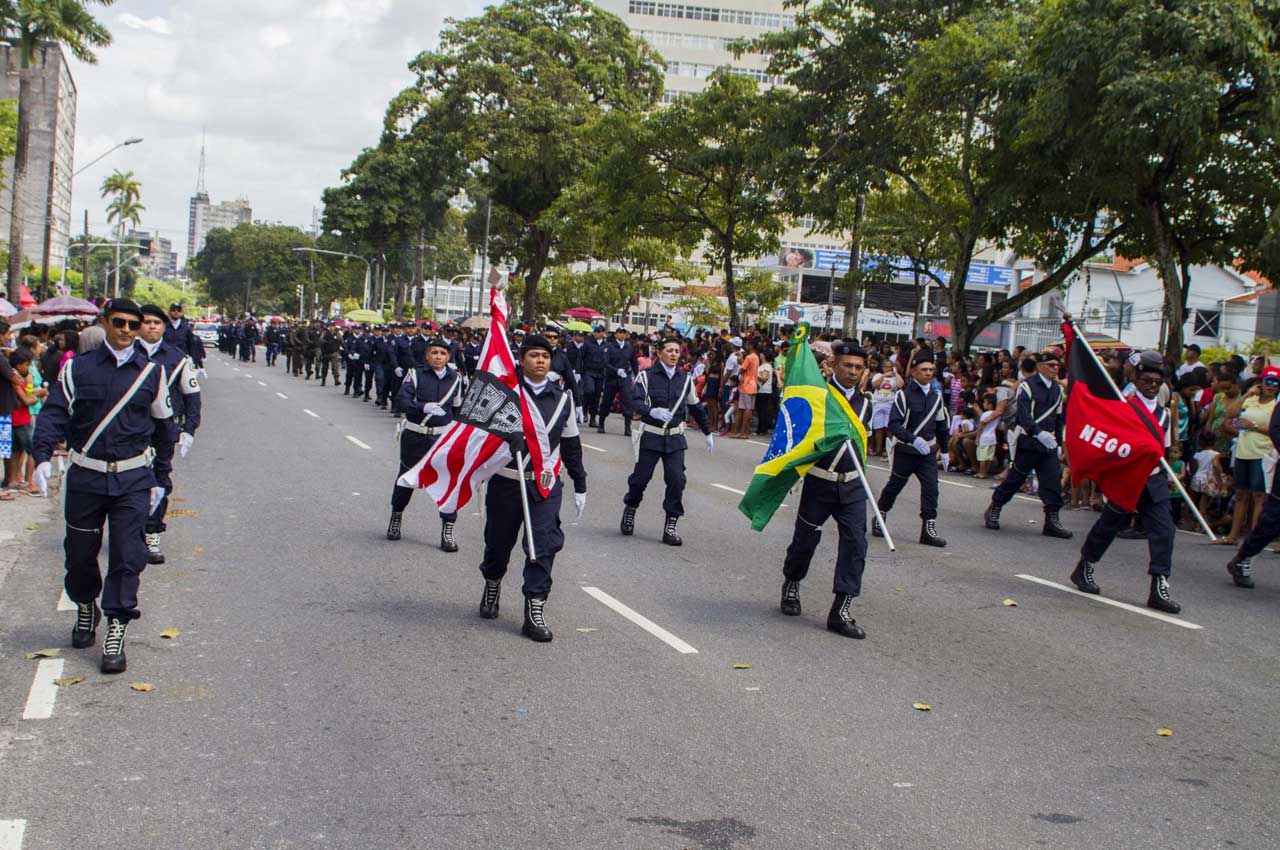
[669,290,730,330]
[391,0,664,323]
[734,268,791,326]
[1,1,113,297]
[100,168,142,297]
[191,223,322,317]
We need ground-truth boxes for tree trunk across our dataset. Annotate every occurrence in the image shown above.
[912,264,922,339]
[522,230,552,325]
[414,235,424,322]
[947,245,976,355]
[6,61,33,299]
[722,250,739,331]
[842,192,865,338]
[1147,199,1186,362]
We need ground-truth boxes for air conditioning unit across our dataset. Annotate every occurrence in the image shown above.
[1087,307,1102,319]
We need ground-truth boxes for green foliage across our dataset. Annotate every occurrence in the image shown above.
[734,269,790,321]
[1246,338,1280,357]
[131,278,207,314]
[1197,347,1233,366]
[0,99,16,187]
[669,290,729,329]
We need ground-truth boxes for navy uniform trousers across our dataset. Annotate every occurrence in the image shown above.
[390,432,457,521]
[624,448,687,517]
[344,360,366,395]
[64,469,151,621]
[992,437,1064,511]
[1080,475,1175,576]
[784,476,868,596]
[877,447,940,519]
[480,477,564,596]
[1240,492,1280,559]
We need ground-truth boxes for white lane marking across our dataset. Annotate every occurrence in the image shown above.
[582,443,607,453]
[939,478,975,489]
[581,586,698,654]
[275,392,288,399]
[711,482,786,507]
[0,819,26,850]
[346,436,372,450]
[303,409,319,418]
[1015,574,1203,631]
[22,658,65,720]
[232,367,240,372]
[257,381,267,387]
[56,590,74,612]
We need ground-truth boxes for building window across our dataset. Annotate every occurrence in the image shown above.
[628,1,792,29]
[1104,300,1132,329]
[1192,309,1220,338]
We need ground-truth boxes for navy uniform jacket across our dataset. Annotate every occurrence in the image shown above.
[548,347,577,396]
[264,326,285,346]
[410,333,431,364]
[164,318,205,367]
[398,366,463,428]
[447,340,465,371]
[604,340,639,380]
[145,340,201,438]
[805,382,874,497]
[392,335,415,370]
[33,343,174,496]
[344,333,370,365]
[369,335,393,369]
[463,341,482,376]
[241,324,260,344]
[581,338,606,375]
[565,342,585,373]
[889,381,949,453]
[1015,375,1064,439]
[624,364,711,454]
[505,378,587,501]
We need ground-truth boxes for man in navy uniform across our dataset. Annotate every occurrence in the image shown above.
[478,334,588,643]
[263,318,284,367]
[598,326,638,436]
[387,338,465,551]
[1071,352,1182,613]
[390,324,415,412]
[410,322,432,365]
[343,325,370,397]
[566,329,587,419]
[369,325,393,408]
[163,303,205,371]
[780,341,875,638]
[462,330,482,378]
[620,336,712,545]
[542,326,577,400]
[32,299,174,674]
[874,351,949,547]
[581,325,607,427]
[984,352,1072,538]
[138,304,203,565]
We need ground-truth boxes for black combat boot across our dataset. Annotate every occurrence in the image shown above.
[100,617,128,674]
[1147,575,1181,614]
[1226,553,1255,589]
[440,521,459,553]
[780,580,801,616]
[984,502,1002,530]
[662,515,682,546]
[144,532,165,564]
[1069,558,1100,594]
[1042,510,1073,539]
[522,595,553,642]
[596,421,606,433]
[386,511,403,541]
[620,505,637,536]
[479,578,502,619]
[588,415,597,428]
[826,593,866,639]
[919,519,946,547]
[71,600,100,649]
[623,419,632,437]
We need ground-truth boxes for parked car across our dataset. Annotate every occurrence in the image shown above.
[194,322,218,347]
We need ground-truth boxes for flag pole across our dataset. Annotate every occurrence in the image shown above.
[846,442,895,551]
[514,449,539,563]
[1063,315,1216,541]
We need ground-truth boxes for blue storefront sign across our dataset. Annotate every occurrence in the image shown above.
[774,247,1015,291]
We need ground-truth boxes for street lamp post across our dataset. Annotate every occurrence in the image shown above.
[291,247,372,311]
[446,274,472,323]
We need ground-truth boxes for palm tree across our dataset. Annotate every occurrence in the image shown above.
[2,1,114,300]
[101,168,142,296]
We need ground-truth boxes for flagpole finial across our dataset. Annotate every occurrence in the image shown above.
[793,322,811,343]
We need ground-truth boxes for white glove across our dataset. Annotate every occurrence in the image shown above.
[197,368,208,379]
[395,367,404,378]
[649,408,673,423]
[350,354,359,361]
[33,461,51,496]
[547,370,561,383]
[574,492,587,518]
[616,368,627,378]
[911,437,931,455]
[178,432,194,458]
[364,364,371,371]
[705,433,715,452]
[422,402,446,417]
[1036,431,1058,451]
[149,486,165,513]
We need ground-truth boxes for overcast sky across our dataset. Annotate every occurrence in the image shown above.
[67,0,487,263]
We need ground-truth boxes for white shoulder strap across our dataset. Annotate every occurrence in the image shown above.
[81,362,156,455]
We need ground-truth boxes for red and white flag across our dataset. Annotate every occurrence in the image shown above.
[397,288,518,512]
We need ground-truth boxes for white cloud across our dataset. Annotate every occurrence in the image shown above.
[66,0,488,264]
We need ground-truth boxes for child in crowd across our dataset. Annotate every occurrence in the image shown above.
[945,405,977,473]
[975,393,1001,479]
[1190,431,1230,531]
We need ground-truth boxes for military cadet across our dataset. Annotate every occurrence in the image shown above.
[1071,351,1182,613]
[390,324,415,412]
[780,341,875,639]
[318,322,344,387]
[620,336,713,545]
[238,319,258,362]
[581,325,607,427]
[542,326,578,400]
[566,329,587,419]
[289,321,308,375]
[304,319,322,379]
[138,304,202,565]
[343,325,369,397]
[874,350,949,547]
[509,327,525,361]
[1226,367,1280,589]
[264,318,285,367]
[32,299,174,674]
[163,303,205,371]
[984,352,1072,538]
[462,331,482,379]
[442,324,466,371]
[410,322,432,366]
[478,334,588,643]
[365,325,387,406]
[598,326,638,435]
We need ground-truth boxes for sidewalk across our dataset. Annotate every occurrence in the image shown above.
[0,483,58,596]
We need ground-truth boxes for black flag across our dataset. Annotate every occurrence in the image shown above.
[456,370,524,448]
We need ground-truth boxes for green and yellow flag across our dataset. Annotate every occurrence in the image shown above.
[738,324,868,531]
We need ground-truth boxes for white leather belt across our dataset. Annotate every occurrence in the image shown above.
[68,447,155,474]
[642,421,686,437]
[496,467,561,483]
[806,466,860,483]
[403,420,446,437]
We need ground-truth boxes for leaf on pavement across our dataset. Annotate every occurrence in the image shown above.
[170,497,187,504]
[1156,727,1173,737]
[159,627,180,640]
[129,682,155,692]
[192,547,205,555]
[167,509,198,518]
[1002,599,1018,607]
[24,523,38,531]
[25,648,61,659]
[53,676,83,687]
[574,627,597,633]
[732,663,752,670]
[912,702,932,712]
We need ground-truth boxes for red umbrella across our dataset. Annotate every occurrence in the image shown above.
[18,284,36,309]
[563,306,603,320]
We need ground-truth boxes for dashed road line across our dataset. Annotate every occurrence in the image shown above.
[1015,574,1203,630]
[257,380,267,387]
[346,435,372,450]
[0,819,26,850]
[581,443,607,453]
[22,659,65,720]
[56,590,74,612]
[581,586,698,654]
[276,392,288,399]
[711,482,786,508]
[303,409,319,418]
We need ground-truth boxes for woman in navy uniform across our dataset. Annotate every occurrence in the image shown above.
[1071,352,1181,613]
[478,335,588,642]
[32,299,174,674]
[874,351,949,547]
[620,336,712,545]
[387,338,464,551]
[780,342,875,638]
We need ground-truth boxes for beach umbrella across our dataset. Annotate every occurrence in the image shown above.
[563,306,603,320]
[0,298,16,317]
[564,320,593,332]
[343,308,384,324]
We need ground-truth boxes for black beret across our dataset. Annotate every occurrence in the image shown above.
[542,324,562,334]
[519,334,554,356]
[831,340,867,359]
[1137,350,1164,375]
[168,303,183,311]
[658,336,683,349]
[140,303,166,321]
[911,350,935,366]
[427,337,451,352]
[102,298,143,321]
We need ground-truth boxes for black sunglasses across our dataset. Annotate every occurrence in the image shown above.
[109,317,141,331]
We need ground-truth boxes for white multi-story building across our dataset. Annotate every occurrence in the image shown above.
[187,196,251,261]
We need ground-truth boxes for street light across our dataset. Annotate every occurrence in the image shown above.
[291,247,373,309]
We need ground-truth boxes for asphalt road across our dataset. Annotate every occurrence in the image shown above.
[1,350,1277,850]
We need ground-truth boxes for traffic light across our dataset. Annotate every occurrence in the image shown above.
[136,238,151,257]
[295,284,303,297]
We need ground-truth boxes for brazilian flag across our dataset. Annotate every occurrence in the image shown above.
[738,324,868,531]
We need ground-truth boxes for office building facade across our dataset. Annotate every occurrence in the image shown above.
[187,195,251,262]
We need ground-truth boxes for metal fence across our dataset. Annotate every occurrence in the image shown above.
[1008,317,1064,352]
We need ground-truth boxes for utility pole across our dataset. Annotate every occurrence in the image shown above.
[308,254,316,319]
[82,209,90,300]
[39,159,55,299]
[476,198,491,314]
[843,192,865,338]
